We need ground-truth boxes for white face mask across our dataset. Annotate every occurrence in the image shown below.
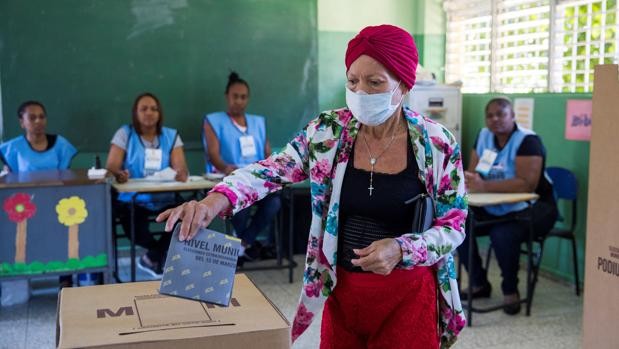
[345,81,403,126]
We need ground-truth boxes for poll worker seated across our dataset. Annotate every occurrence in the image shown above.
[457,97,558,315]
[0,101,77,173]
[202,72,280,261]
[0,100,78,288]
[106,92,188,278]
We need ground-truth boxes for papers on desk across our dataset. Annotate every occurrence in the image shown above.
[87,168,107,179]
[142,167,177,182]
[204,172,225,181]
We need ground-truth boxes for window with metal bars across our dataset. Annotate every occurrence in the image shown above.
[444,0,619,93]
[551,0,618,92]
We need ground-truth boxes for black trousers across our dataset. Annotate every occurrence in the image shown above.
[458,200,558,295]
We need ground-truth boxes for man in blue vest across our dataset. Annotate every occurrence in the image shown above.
[202,72,280,261]
[458,97,558,315]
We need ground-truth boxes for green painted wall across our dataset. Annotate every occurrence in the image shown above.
[462,93,591,283]
[0,0,318,151]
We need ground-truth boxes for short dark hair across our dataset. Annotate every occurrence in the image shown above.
[225,71,250,95]
[485,97,514,116]
[132,92,163,135]
[17,101,46,119]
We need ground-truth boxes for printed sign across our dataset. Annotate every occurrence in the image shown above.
[565,99,593,141]
[514,98,535,130]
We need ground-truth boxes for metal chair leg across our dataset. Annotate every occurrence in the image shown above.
[571,236,580,296]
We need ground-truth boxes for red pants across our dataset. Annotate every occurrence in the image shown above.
[320,267,438,349]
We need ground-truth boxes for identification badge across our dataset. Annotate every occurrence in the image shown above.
[239,135,257,158]
[144,148,163,171]
[475,149,498,176]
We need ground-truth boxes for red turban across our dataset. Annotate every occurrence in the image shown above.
[345,24,419,90]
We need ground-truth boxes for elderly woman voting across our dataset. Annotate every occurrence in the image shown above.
[158,25,467,348]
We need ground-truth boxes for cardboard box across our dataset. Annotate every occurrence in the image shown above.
[582,64,619,349]
[56,274,290,348]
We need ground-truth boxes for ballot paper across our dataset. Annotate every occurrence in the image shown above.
[143,167,177,181]
[159,225,241,306]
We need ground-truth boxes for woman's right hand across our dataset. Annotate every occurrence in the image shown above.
[223,165,238,175]
[115,170,130,183]
[156,193,232,241]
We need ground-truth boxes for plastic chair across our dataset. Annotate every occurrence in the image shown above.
[543,166,580,296]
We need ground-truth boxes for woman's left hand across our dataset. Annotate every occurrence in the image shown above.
[175,169,188,182]
[351,238,402,275]
[464,171,486,192]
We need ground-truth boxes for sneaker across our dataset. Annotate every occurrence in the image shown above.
[137,255,163,279]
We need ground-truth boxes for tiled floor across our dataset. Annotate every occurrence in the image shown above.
[0,254,583,349]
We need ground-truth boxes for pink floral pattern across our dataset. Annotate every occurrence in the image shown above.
[310,159,332,183]
[291,303,314,342]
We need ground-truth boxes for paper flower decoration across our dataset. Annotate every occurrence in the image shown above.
[3,193,36,223]
[3,193,37,263]
[56,196,88,259]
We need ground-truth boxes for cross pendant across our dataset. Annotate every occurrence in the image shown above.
[368,161,376,196]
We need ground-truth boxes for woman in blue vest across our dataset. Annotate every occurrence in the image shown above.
[458,97,558,314]
[0,101,77,172]
[106,92,188,277]
[202,72,280,261]
[0,100,78,289]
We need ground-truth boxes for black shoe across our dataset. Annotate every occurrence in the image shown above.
[460,282,492,300]
[503,293,521,315]
[260,245,277,260]
[59,275,73,289]
[244,242,262,260]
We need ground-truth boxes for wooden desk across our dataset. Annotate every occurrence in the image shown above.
[0,169,112,280]
[468,193,539,207]
[462,192,539,325]
[111,177,217,282]
[112,177,298,283]
[111,177,219,193]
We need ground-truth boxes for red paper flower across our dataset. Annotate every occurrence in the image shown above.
[3,193,37,223]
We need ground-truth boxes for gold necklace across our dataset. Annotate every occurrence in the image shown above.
[361,124,400,196]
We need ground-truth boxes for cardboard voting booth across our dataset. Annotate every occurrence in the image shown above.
[56,274,290,348]
[582,64,619,349]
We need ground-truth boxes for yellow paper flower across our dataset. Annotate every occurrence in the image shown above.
[56,196,88,226]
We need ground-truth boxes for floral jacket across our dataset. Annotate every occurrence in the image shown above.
[211,107,468,348]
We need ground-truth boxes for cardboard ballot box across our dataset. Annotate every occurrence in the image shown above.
[56,274,290,348]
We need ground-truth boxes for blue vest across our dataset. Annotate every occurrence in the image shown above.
[117,125,178,210]
[0,135,77,172]
[204,112,266,172]
[475,126,536,216]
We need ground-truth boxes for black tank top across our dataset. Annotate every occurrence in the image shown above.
[338,136,424,272]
